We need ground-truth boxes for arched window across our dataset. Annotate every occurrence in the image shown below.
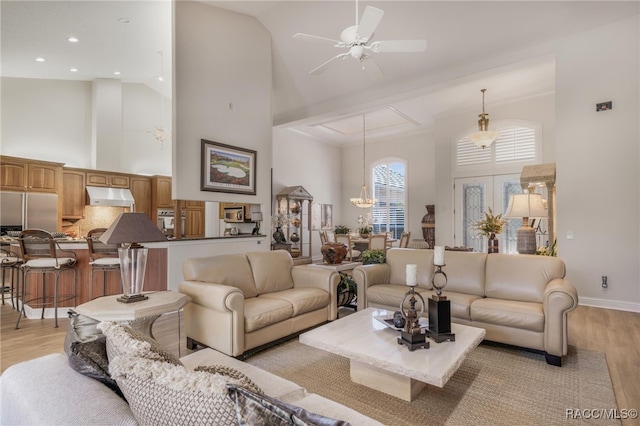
[372,159,406,238]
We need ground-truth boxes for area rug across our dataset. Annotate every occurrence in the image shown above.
[245,340,619,425]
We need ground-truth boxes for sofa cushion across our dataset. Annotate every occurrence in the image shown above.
[68,337,123,397]
[244,297,294,333]
[226,384,350,426]
[183,254,258,298]
[98,321,182,366]
[438,251,487,297]
[418,290,481,321]
[470,298,544,332]
[386,248,434,289]
[366,284,413,310]
[259,288,330,317]
[247,251,294,295]
[485,254,565,303]
[109,354,262,426]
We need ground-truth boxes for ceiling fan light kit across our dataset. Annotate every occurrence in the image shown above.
[468,89,499,149]
[293,1,426,79]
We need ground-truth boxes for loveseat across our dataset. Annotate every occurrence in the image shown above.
[352,248,578,366]
[179,250,340,357]
[0,323,379,425]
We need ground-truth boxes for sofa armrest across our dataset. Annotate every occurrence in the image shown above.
[543,278,579,357]
[291,266,340,320]
[351,264,391,311]
[179,280,245,313]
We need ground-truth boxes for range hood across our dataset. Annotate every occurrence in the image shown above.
[86,186,135,208]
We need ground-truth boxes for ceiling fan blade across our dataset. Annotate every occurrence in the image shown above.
[356,6,384,43]
[293,33,343,46]
[370,40,427,53]
[309,53,349,75]
[361,57,384,80]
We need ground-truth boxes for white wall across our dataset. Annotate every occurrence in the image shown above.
[173,1,272,230]
[272,128,343,259]
[555,16,639,310]
[1,77,172,175]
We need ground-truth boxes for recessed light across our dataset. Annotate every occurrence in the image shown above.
[35,57,45,62]
[114,71,121,75]
[70,68,78,72]
[117,18,130,24]
[67,36,79,43]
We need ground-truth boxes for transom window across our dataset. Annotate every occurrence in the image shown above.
[372,159,406,238]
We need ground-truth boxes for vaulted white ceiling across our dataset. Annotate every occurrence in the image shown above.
[2,1,638,145]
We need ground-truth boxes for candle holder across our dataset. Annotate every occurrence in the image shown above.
[426,264,456,343]
[397,286,429,351]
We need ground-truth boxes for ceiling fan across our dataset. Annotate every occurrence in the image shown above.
[293,1,427,79]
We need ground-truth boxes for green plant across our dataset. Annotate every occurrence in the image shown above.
[334,225,350,235]
[361,249,386,265]
[471,207,507,238]
[337,272,357,293]
[535,238,557,256]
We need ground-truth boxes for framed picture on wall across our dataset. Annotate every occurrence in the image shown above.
[321,204,333,230]
[201,139,257,194]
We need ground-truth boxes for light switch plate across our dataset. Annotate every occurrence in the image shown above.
[567,231,574,240]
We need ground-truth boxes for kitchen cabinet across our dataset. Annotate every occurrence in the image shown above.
[61,169,86,219]
[152,176,173,209]
[130,176,151,219]
[0,156,62,193]
[183,208,205,238]
[86,172,130,188]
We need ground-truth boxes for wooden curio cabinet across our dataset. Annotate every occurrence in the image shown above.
[275,186,313,264]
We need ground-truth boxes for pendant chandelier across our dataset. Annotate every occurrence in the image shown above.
[350,114,377,208]
[468,89,500,149]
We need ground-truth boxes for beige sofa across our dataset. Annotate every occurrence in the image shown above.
[179,250,340,357]
[352,248,578,366]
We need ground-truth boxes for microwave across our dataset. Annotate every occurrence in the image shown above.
[223,206,244,223]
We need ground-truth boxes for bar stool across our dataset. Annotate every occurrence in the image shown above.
[86,228,121,300]
[1,248,22,309]
[16,229,78,329]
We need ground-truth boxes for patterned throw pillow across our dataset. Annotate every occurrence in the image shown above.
[226,384,351,426]
[67,336,124,398]
[109,355,263,426]
[97,321,182,366]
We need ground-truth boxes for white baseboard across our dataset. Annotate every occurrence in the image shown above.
[578,297,640,313]
[20,302,70,321]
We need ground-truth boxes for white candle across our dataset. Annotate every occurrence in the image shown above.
[434,246,445,266]
[406,264,417,286]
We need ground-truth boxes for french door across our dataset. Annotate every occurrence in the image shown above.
[454,174,522,253]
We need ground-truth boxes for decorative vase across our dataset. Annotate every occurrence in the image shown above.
[488,233,499,254]
[321,242,348,264]
[359,232,370,239]
[290,232,300,243]
[273,226,286,244]
[421,205,435,249]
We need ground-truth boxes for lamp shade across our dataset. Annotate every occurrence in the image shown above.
[504,193,547,219]
[251,212,263,222]
[99,212,167,245]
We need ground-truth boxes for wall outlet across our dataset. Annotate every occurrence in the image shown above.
[601,276,608,289]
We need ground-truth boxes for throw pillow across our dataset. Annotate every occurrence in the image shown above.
[97,321,182,366]
[226,384,351,426]
[67,336,124,399]
[64,309,102,356]
[109,355,263,426]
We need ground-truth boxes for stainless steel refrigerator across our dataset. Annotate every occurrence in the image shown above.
[0,191,58,233]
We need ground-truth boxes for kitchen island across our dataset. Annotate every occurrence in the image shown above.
[6,234,268,319]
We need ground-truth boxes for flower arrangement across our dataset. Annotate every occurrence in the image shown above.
[535,239,557,256]
[471,207,507,238]
[356,213,373,234]
[272,211,289,228]
[334,224,350,235]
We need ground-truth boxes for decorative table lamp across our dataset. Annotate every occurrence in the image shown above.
[99,212,167,303]
[426,246,456,343]
[504,192,547,254]
[251,212,263,235]
[397,264,429,351]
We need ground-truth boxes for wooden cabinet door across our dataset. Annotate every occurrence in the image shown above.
[109,174,130,188]
[27,163,59,193]
[130,177,151,219]
[0,159,27,191]
[184,209,205,238]
[61,170,85,219]
[154,176,173,208]
[183,200,204,209]
[86,172,129,188]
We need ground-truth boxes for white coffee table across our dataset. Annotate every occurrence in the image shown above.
[299,307,485,401]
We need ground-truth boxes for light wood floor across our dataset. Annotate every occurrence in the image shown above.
[1,303,638,424]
